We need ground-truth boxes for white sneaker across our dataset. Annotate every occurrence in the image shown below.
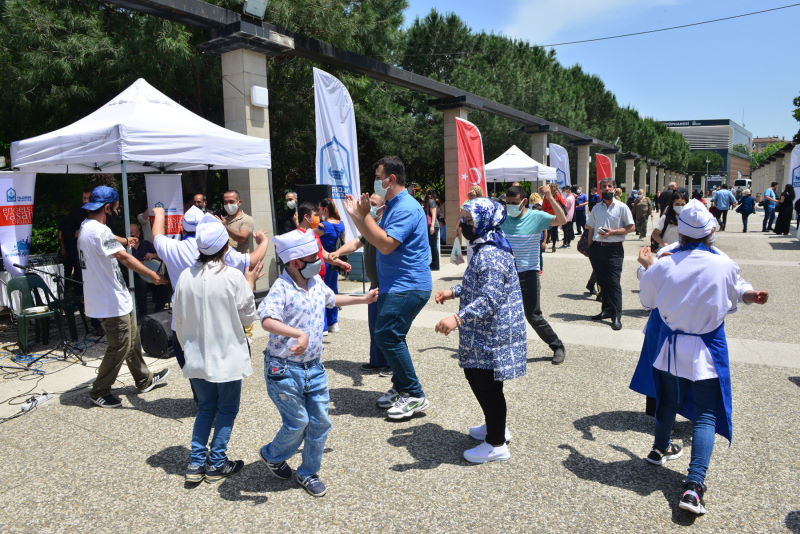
[468,423,512,443]
[463,441,511,464]
[376,388,400,409]
[386,395,430,420]
[323,330,329,336]
[329,322,340,333]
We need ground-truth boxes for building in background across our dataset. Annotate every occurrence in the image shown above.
[752,136,789,152]
[662,119,752,184]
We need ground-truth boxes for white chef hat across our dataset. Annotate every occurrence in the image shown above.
[196,214,229,255]
[182,206,204,232]
[677,199,716,239]
[274,229,318,263]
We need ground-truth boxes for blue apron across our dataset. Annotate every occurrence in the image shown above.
[629,242,733,443]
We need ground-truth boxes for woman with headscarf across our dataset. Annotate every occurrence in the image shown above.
[433,198,527,464]
[735,189,756,232]
[773,184,796,235]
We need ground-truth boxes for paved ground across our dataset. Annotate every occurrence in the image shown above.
[0,211,798,533]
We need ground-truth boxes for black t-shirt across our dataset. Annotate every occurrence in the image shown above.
[278,209,297,234]
[58,206,87,260]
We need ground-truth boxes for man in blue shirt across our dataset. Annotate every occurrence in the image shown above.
[574,186,588,235]
[710,184,737,231]
[344,156,432,420]
[762,182,778,232]
[589,187,601,212]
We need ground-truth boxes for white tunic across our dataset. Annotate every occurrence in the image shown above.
[173,260,258,383]
[639,246,752,381]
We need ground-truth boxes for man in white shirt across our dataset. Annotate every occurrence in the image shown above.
[78,186,170,408]
[585,178,635,330]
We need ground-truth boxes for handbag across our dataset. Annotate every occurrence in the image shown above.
[576,231,590,257]
[450,242,465,265]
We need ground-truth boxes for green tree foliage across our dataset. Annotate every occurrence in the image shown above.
[687,151,724,175]
[793,92,800,143]
[750,142,785,169]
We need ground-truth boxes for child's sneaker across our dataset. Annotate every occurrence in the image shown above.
[468,423,512,443]
[376,387,400,409]
[259,446,292,480]
[678,481,707,515]
[204,459,243,483]
[296,473,327,497]
[646,443,683,465]
[386,395,430,420]
[463,441,511,464]
[185,463,205,483]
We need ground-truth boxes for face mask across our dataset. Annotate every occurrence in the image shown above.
[577,190,582,195]
[299,258,322,279]
[673,205,684,214]
[374,179,389,199]
[370,205,383,219]
[506,203,522,218]
[309,215,320,229]
[286,200,297,210]
[224,203,239,216]
[601,191,614,201]
[460,222,477,242]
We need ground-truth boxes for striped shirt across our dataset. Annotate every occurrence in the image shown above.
[500,209,554,272]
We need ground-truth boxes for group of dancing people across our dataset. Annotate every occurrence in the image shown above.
[73,156,768,514]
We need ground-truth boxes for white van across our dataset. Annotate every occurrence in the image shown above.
[733,178,752,190]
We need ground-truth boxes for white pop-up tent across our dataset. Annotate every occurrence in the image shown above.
[485,145,557,183]
[10,78,272,289]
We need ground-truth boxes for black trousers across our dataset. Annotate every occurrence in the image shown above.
[518,269,563,351]
[574,210,586,234]
[562,221,575,244]
[428,227,440,271]
[719,208,729,230]
[588,242,624,317]
[550,225,559,245]
[464,368,506,446]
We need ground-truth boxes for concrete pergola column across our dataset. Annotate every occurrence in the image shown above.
[700,173,707,196]
[530,132,548,165]
[624,155,636,198]
[442,106,470,245]
[774,153,786,187]
[687,174,693,192]
[657,167,665,192]
[221,48,277,289]
[575,143,591,194]
[638,163,647,193]
[649,163,657,196]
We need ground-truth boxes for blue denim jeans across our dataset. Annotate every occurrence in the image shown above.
[189,378,242,467]
[323,264,339,327]
[763,206,776,230]
[375,290,430,398]
[367,285,387,367]
[262,357,331,479]
[653,370,721,486]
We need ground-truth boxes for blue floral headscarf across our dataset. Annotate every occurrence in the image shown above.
[462,197,512,254]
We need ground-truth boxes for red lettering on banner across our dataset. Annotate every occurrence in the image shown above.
[148,214,184,235]
[0,205,34,226]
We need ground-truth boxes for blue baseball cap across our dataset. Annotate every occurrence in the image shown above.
[82,185,119,211]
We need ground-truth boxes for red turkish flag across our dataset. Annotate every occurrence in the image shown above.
[595,153,612,190]
[456,118,486,206]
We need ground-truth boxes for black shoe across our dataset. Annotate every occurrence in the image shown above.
[378,367,393,377]
[585,285,597,295]
[204,459,244,483]
[645,443,683,465]
[360,363,382,372]
[679,481,707,515]
[260,447,292,480]
[91,394,122,408]
[185,463,205,483]
[611,316,622,330]
[552,347,566,365]
[139,368,169,393]
[591,312,611,321]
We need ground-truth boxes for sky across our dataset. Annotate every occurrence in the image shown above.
[402,0,799,141]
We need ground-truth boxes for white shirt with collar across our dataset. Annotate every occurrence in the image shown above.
[173,260,258,383]
[586,199,634,243]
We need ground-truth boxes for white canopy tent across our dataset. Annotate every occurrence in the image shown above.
[10,77,272,290]
[485,145,557,184]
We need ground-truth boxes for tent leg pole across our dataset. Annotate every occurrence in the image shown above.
[121,160,136,316]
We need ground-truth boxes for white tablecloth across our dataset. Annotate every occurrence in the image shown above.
[0,264,64,312]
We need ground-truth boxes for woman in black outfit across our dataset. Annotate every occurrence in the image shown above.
[773,185,796,235]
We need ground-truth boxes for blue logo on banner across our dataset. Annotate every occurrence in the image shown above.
[793,164,800,188]
[556,168,567,187]
[6,188,16,202]
[16,237,30,255]
[319,137,352,199]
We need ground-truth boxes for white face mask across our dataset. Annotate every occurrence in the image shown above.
[374,179,389,199]
[370,205,383,219]
[299,258,322,279]
[286,200,297,210]
[506,203,523,218]
[673,205,685,214]
[224,203,239,216]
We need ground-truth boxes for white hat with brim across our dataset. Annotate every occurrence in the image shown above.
[196,214,229,255]
[274,229,318,263]
[182,206,204,232]
[677,199,716,239]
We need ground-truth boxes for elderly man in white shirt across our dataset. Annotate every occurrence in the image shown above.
[629,199,768,515]
[173,215,263,484]
[585,177,635,330]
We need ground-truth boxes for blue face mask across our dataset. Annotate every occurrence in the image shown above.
[506,203,522,218]
[374,179,389,199]
[370,205,383,219]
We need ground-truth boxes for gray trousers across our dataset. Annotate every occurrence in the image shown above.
[90,310,152,398]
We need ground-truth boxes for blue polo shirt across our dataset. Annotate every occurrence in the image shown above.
[575,193,588,211]
[377,189,432,293]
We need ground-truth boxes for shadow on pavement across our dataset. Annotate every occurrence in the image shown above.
[621,309,651,318]
[789,377,800,388]
[124,393,196,420]
[417,345,458,354]
[217,460,296,504]
[557,293,592,301]
[329,387,387,418]
[558,443,697,526]
[325,359,366,387]
[386,422,473,471]
[767,241,800,250]
[573,410,693,446]
[438,276,463,282]
[785,511,800,533]
[549,312,592,322]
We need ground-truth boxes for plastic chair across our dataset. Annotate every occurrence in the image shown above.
[5,274,65,354]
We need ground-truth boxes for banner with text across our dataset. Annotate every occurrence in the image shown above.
[145,174,183,237]
[595,153,612,191]
[456,117,487,206]
[0,172,36,276]
[791,145,800,241]
[548,143,571,188]
[314,67,361,242]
